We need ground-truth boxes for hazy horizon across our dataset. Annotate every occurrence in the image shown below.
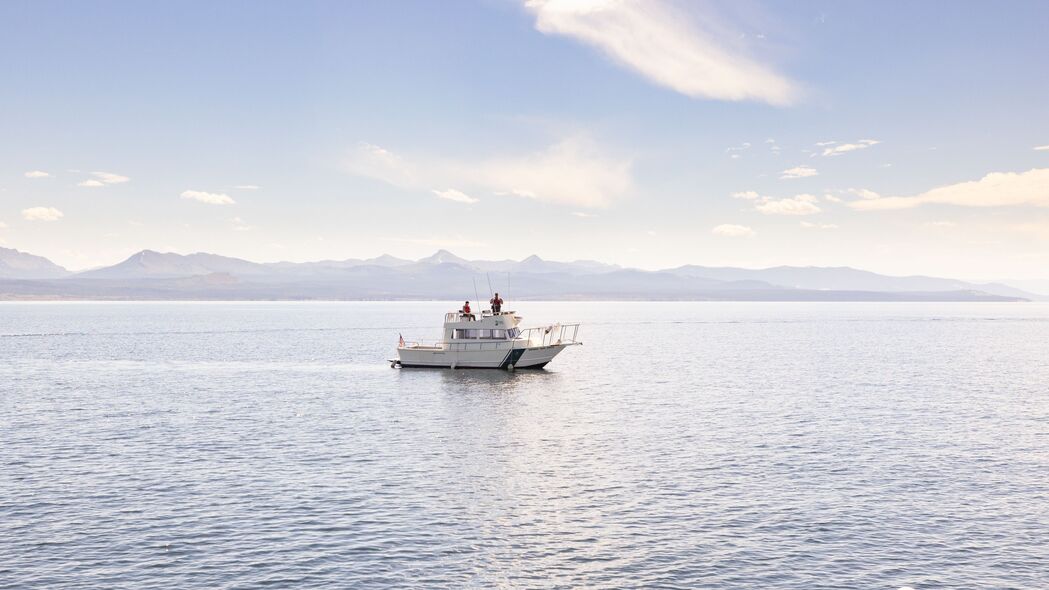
[3,1,1048,281]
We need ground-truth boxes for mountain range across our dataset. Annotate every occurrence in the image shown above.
[0,246,1043,301]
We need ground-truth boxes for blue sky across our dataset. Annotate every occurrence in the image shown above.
[2,0,1048,280]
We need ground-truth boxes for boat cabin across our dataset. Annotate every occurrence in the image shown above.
[442,310,522,342]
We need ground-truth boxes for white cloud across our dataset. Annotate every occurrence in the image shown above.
[232,216,253,231]
[1034,145,1049,151]
[181,190,236,205]
[91,171,130,184]
[346,135,631,208]
[823,193,842,203]
[800,221,838,229]
[525,0,798,105]
[732,190,761,200]
[850,168,1049,211]
[712,223,755,237]
[432,188,478,204]
[754,193,821,215]
[24,170,51,178]
[22,206,64,221]
[781,165,818,179]
[822,139,879,157]
[234,184,261,190]
[0,221,8,229]
[923,220,957,228]
[847,188,881,199]
[572,211,596,218]
[814,141,836,147]
[76,171,129,187]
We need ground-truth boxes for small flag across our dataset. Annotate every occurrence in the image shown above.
[398,333,405,347]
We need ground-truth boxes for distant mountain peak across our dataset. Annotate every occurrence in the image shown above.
[0,246,71,279]
[367,254,409,265]
[521,254,544,263]
[420,249,470,265]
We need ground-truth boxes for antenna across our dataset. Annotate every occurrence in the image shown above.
[486,273,494,300]
[472,277,480,305]
[507,272,511,303]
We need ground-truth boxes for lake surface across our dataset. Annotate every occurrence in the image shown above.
[3,301,1048,589]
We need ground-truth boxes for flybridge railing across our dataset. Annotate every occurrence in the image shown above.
[444,310,518,322]
[400,322,581,350]
[516,323,581,347]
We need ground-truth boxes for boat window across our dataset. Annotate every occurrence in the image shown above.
[491,329,506,339]
[507,327,521,338]
[478,329,492,339]
[453,329,479,339]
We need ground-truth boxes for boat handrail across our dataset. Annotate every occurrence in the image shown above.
[444,310,517,322]
[514,323,581,347]
[401,322,580,350]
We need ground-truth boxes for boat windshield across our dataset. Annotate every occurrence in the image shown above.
[507,327,521,339]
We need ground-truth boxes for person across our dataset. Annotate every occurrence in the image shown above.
[461,301,474,320]
[490,292,503,314]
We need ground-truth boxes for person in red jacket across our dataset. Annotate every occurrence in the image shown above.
[490,293,503,313]
[461,301,474,320]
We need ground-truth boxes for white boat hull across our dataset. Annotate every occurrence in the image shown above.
[396,342,575,369]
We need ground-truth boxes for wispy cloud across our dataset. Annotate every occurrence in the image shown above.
[76,171,129,187]
[91,171,130,184]
[847,188,881,200]
[850,168,1049,211]
[232,216,253,231]
[24,170,51,178]
[346,135,631,208]
[525,0,798,105]
[726,142,751,159]
[822,139,880,157]
[755,193,821,215]
[432,188,478,204]
[1034,145,1049,151]
[781,165,818,179]
[22,206,64,221]
[712,223,755,237]
[800,221,838,229]
[181,190,236,205]
[572,211,596,218]
[923,220,957,228]
[731,190,822,215]
[0,221,8,229]
[234,184,261,190]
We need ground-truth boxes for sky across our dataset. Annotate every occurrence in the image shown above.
[2,0,1048,280]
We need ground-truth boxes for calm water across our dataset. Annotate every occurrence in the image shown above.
[2,301,1048,589]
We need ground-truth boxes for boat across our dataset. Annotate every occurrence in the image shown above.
[391,308,581,370]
